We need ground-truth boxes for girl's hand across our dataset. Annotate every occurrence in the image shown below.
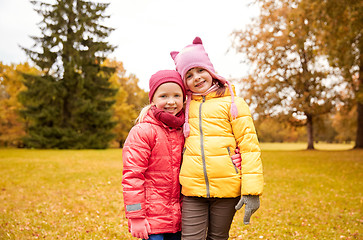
[130,218,151,239]
[231,148,241,170]
[235,195,260,224]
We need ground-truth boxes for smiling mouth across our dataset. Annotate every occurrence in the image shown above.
[164,107,177,113]
[195,81,205,88]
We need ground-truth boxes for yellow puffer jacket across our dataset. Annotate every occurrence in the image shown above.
[180,86,263,198]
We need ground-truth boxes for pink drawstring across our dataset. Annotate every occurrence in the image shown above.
[226,81,238,119]
[183,91,192,138]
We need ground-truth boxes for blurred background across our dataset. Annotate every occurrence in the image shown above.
[0,0,361,150]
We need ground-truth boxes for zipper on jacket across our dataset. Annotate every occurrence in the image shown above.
[227,147,239,174]
[199,96,210,198]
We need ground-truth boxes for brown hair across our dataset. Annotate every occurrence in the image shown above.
[214,80,227,97]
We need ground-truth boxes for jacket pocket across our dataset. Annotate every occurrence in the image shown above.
[227,147,239,174]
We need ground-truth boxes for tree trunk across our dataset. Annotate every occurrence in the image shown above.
[354,99,363,149]
[354,66,363,149]
[306,113,315,150]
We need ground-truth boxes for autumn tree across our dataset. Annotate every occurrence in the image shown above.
[19,0,116,149]
[0,63,39,147]
[332,105,357,143]
[232,0,344,149]
[313,114,338,143]
[104,59,148,147]
[254,116,303,142]
[305,0,363,148]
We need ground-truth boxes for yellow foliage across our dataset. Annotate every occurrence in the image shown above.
[0,62,39,147]
[103,59,148,147]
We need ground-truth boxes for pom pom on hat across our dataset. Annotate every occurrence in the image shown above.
[192,37,203,44]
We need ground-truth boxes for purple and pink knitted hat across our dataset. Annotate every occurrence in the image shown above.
[170,37,238,137]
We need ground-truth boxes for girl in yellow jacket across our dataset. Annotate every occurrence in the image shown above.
[170,37,263,240]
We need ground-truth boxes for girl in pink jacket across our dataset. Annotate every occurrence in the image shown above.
[122,70,186,240]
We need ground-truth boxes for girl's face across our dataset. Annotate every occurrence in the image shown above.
[151,82,184,115]
[185,67,213,93]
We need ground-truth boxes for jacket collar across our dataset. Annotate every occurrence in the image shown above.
[191,84,236,101]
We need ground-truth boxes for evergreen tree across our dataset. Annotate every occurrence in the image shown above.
[19,0,117,149]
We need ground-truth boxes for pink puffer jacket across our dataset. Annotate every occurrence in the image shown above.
[122,110,184,234]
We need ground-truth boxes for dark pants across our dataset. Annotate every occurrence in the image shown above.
[182,196,240,240]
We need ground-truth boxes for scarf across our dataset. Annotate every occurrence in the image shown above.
[151,106,185,129]
[192,82,219,96]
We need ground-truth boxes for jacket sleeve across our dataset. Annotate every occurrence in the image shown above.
[230,97,264,195]
[122,124,154,219]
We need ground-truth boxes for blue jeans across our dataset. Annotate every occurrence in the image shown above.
[143,231,181,240]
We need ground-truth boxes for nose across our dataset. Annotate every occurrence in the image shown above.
[193,72,203,82]
[167,97,175,104]
[193,73,200,81]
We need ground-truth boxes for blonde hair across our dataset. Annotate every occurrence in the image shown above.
[135,104,152,124]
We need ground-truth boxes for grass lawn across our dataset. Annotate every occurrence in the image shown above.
[260,142,355,151]
[0,145,362,239]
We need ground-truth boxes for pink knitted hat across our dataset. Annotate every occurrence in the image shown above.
[170,37,226,86]
[148,70,186,103]
[170,37,238,137]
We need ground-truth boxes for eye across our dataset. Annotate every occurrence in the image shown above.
[198,68,204,73]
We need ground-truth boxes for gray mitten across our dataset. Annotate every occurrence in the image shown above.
[235,195,260,224]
